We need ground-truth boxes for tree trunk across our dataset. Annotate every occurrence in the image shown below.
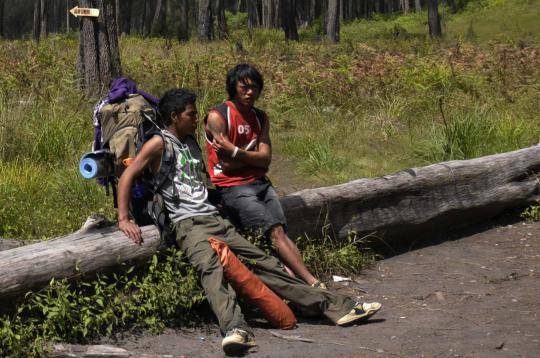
[326,0,339,42]
[33,0,41,41]
[215,0,228,39]
[51,0,57,33]
[177,0,189,41]
[296,0,309,26]
[262,0,278,29]
[0,220,161,300]
[198,0,213,40]
[388,0,395,13]
[247,0,259,34]
[56,0,63,33]
[0,0,4,38]
[139,0,147,35]
[312,0,324,20]
[237,0,246,13]
[123,0,133,34]
[115,0,120,34]
[415,0,421,13]
[282,144,540,246]
[402,0,409,14]
[151,0,167,36]
[279,0,298,41]
[66,0,70,32]
[224,0,236,13]
[447,0,457,13]
[78,0,122,96]
[427,0,441,37]
[143,0,155,36]
[40,0,48,38]
[3,145,540,299]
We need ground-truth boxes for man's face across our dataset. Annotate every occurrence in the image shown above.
[172,103,198,138]
[234,78,260,107]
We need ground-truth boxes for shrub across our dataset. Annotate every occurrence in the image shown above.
[0,249,205,357]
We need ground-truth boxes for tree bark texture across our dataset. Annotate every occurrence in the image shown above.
[0,0,4,38]
[427,0,441,37]
[66,0,71,32]
[308,0,319,21]
[139,0,147,35]
[142,0,155,36]
[415,0,421,13]
[3,145,540,299]
[279,0,298,41]
[51,0,58,33]
[151,0,167,36]
[177,0,190,41]
[402,0,410,14]
[0,224,161,300]
[215,0,229,39]
[247,0,260,34]
[33,0,41,41]
[224,0,237,13]
[78,0,121,96]
[262,0,279,29]
[198,0,213,40]
[283,145,540,244]
[40,0,48,38]
[326,0,339,42]
[447,0,457,13]
[115,0,120,34]
[122,0,134,34]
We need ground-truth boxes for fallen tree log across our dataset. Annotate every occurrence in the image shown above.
[282,145,540,242]
[2,145,540,299]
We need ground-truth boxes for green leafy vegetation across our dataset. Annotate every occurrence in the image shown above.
[0,235,372,356]
[244,228,375,278]
[298,230,376,277]
[0,0,539,354]
[0,249,205,357]
[521,199,540,222]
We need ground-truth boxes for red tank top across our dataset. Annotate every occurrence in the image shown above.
[205,101,268,187]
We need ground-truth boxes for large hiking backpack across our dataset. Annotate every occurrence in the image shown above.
[79,79,177,248]
[98,93,157,177]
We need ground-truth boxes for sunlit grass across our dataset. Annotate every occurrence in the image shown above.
[0,0,539,240]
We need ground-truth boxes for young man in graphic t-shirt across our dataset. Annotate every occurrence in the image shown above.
[205,64,325,289]
[117,88,382,355]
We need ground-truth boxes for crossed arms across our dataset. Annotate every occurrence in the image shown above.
[206,111,272,173]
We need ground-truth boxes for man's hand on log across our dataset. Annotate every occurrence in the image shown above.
[118,220,143,245]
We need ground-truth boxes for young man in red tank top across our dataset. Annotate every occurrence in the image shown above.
[205,64,325,289]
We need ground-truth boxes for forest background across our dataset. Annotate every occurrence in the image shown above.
[0,0,539,355]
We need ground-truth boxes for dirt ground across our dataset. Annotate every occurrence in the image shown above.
[107,215,540,357]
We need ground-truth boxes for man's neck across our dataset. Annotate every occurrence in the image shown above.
[166,126,187,141]
[231,100,253,115]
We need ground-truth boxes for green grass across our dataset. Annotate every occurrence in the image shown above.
[448,0,540,44]
[0,0,539,353]
[1,0,539,237]
[0,233,372,357]
[0,250,205,357]
[413,105,535,162]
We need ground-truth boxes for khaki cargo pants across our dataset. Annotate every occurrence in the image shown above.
[174,214,355,334]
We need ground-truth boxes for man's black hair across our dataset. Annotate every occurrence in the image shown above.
[226,63,264,99]
[158,88,197,127]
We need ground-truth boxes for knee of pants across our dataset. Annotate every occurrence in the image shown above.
[185,240,223,275]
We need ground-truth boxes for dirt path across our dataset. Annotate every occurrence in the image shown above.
[109,219,540,357]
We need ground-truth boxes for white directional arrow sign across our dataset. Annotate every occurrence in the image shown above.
[69,6,100,18]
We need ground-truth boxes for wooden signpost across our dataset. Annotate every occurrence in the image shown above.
[69,6,100,18]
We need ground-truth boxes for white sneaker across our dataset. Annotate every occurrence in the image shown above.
[336,302,382,326]
[222,328,257,354]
